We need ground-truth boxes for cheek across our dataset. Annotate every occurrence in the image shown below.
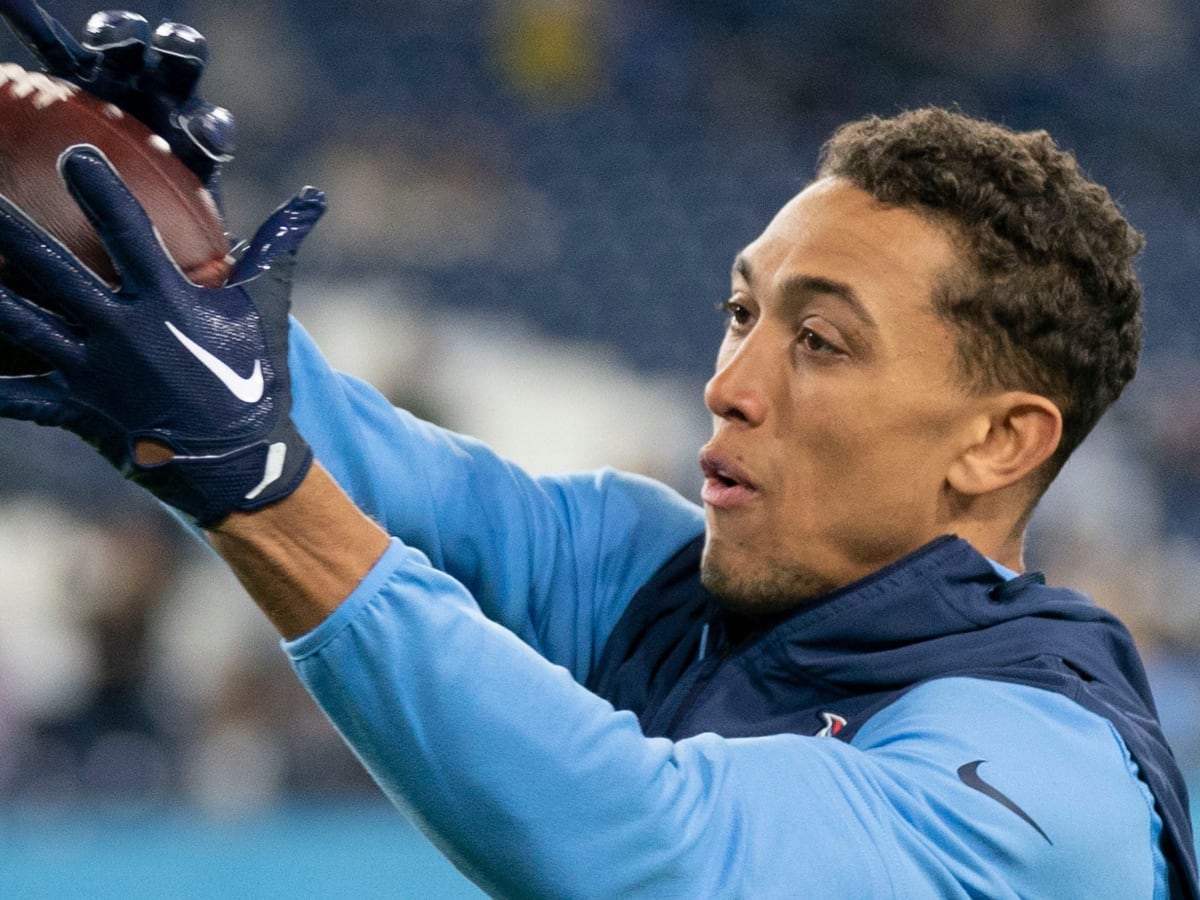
[777,421,947,567]
[788,394,953,507]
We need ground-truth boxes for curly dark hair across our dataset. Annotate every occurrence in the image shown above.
[817,107,1144,489]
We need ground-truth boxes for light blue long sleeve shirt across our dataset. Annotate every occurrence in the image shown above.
[280,319,1167,898]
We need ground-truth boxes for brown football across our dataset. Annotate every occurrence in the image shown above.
[0,61,231,375]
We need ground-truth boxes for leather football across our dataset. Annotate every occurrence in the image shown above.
[0,62,231,375]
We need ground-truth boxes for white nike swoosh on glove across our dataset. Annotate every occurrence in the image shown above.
[165,320,265,403]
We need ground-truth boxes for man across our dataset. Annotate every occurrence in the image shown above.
[0,4,1195,897]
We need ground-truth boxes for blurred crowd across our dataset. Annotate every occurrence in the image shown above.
[0,0,1198,814]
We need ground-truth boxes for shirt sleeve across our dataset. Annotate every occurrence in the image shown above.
[285,539,1166,900]
[286,317,705,679]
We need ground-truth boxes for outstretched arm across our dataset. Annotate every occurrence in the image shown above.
[1,0,705,677]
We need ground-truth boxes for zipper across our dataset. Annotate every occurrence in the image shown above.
[697,622,711,662]
[660,641,733,738]
[660,608,787,738]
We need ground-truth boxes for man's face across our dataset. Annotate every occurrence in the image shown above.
[700,177,984,613]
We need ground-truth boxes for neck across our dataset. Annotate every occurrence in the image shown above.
[938,481,1034,574]
[947,513,1028,574]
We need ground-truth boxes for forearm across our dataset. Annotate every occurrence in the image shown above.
[207,461,390,640]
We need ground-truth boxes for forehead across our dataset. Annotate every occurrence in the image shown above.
[737,178,962,318]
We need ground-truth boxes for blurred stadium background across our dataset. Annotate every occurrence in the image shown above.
[0,0,1197,895]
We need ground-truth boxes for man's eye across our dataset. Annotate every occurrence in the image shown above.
[718,299,752,329]
[799,327,839,354]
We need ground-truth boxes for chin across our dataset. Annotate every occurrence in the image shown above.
[699,542,832,616]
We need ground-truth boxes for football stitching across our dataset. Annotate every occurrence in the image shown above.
[0,63,77,109]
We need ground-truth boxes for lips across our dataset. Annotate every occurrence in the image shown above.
[699,448,758,508]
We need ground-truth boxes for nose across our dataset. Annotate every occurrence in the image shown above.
[704,333,768,427]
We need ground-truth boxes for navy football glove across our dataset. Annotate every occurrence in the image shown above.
[0,145,322,527]
[0,0,234,195]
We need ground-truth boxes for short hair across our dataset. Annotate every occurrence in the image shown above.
[816,107,1144,489]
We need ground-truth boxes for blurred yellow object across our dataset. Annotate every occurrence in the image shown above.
[494,0,605,104]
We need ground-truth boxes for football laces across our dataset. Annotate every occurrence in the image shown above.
[0,63,76,109]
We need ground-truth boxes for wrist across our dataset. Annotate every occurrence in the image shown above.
[129,434,313,529]
[207,461,390,639]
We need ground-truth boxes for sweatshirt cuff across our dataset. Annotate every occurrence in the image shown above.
[282,537,413,661]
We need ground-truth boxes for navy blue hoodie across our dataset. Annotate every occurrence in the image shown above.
[590,534,1199,898]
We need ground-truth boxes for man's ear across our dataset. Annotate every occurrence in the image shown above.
[947,393,1063,496]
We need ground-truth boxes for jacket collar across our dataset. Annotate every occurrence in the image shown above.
[707,535,1150,704]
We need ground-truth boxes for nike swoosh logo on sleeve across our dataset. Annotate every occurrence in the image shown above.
[957,760,1053,845]
[165,321,264,403]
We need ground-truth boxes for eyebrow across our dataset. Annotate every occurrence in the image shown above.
[732,253,878,332]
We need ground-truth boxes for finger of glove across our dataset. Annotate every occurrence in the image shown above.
[148,20,208,101]
[81,10,151,82]
[0,287,82,368]
[0,0,98,79]
[0,190,112,318]
[179,101,236,163]
[57,145,179,291]
[0,368,68,424]
[230,187,326,283]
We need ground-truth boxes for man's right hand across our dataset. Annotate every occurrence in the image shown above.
[0,147,322,526]
[0,0,235,196]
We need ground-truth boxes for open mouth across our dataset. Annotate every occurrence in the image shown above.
[699,450,757,507]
